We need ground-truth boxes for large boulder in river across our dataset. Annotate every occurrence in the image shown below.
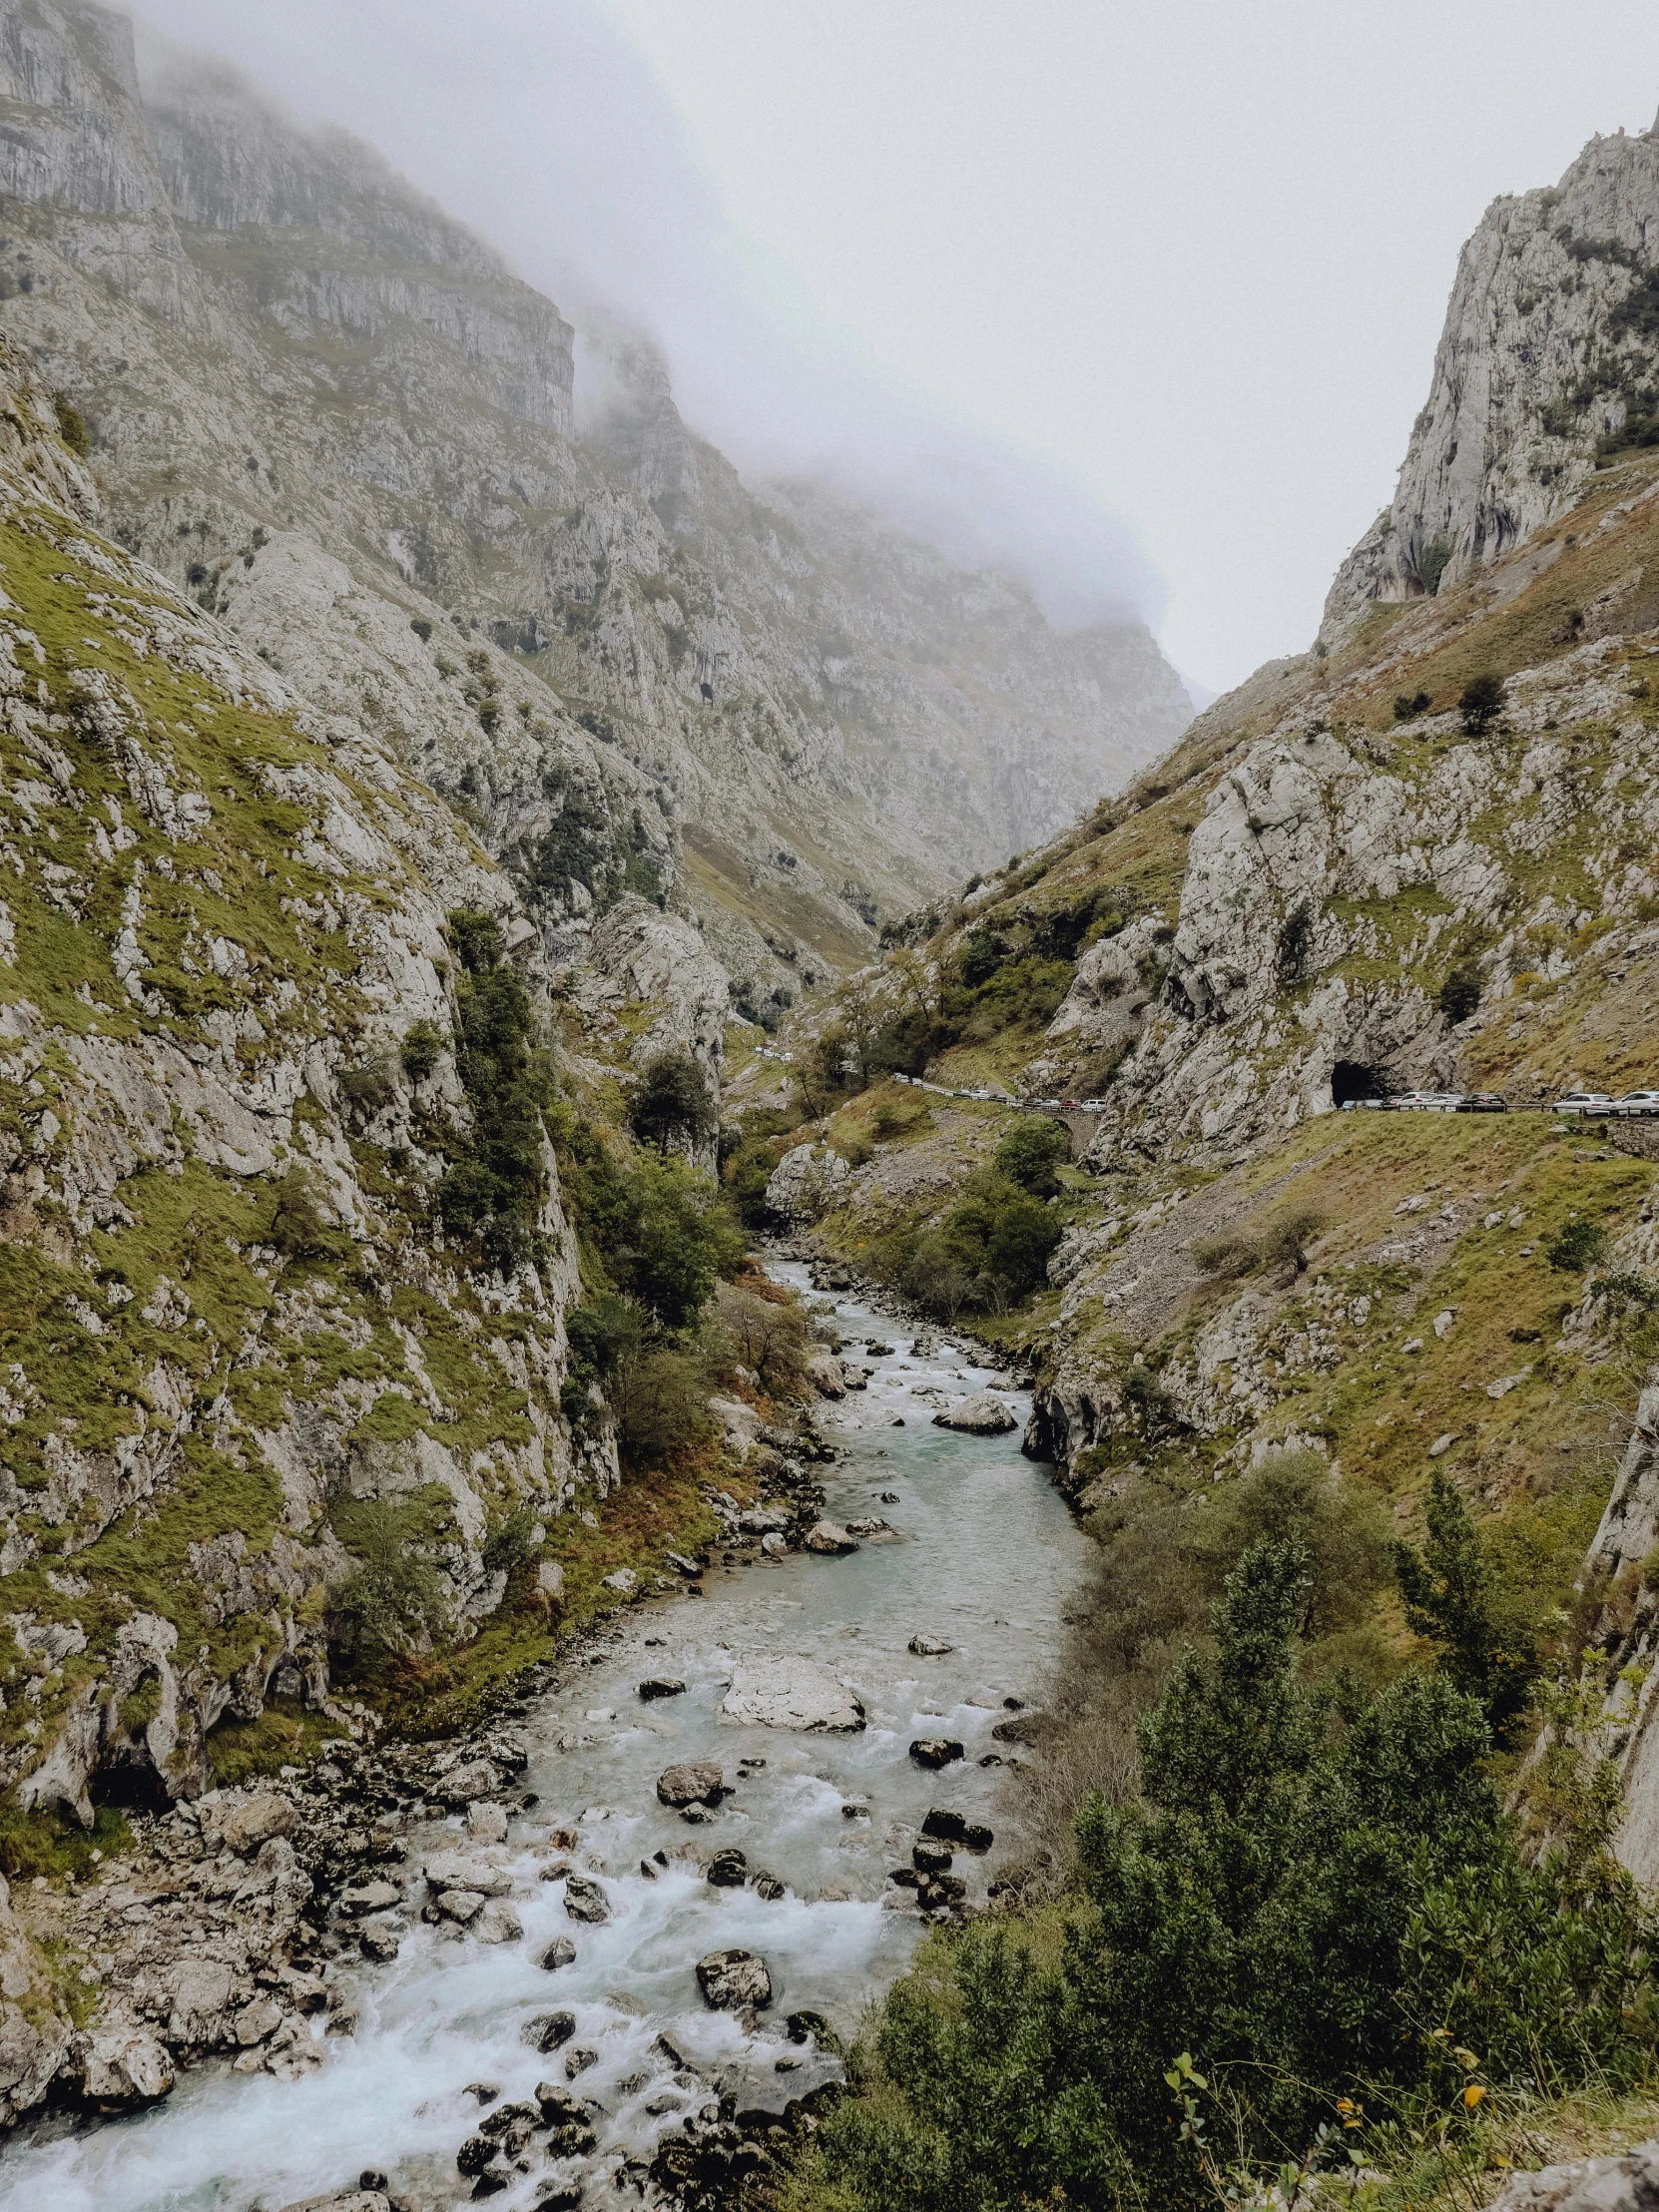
[932,1392,1017,1434]
[805,1351,847,1399]
[804,1519,857,1554]
[74,2025,175,2109]
[721,1652,865,1732]
[657,1760,725,1808]
[697,1947,773,2010]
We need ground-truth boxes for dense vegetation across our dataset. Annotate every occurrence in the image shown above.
[796,1499,1655,2212]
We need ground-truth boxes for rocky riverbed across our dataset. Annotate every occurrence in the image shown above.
[0,1264,1089,2212]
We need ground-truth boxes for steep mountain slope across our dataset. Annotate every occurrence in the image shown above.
[0,0,1191,1005]
[753,110,1659,1891]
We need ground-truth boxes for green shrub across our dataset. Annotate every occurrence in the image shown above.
[1191,1210,1323,1282]
[1458,672,1506,734]
[1436,959,1483,1022]
[330,1495,449,1660]
[1393,690,1432,722]
[436,926,556,1276]
[993,1116,1070,1198]
[1544,1217,1610,1273]
[610,1339,715,1469]
[268,1168,349,1266]
[338,1056,397,1115]
[1391,1469,1539,1742]
[1415,536,1454,595]
[53,393,88,456]
[400,1019,446,1083]
[481,1505,539,1574]
[629,1048,717,1153]
[445,907,505,976]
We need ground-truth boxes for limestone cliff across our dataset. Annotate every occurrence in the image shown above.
[0,0,1191,1009]
[1325,112,1659,633]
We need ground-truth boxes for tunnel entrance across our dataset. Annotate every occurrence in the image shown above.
[91,1751,173,1815]
[1332,1060,1388,1107]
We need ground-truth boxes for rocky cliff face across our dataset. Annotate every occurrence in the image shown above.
[1325,113,1659,634]
[0,331,644,1848]
[0,0,1191,1014]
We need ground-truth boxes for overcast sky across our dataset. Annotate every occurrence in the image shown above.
[136,0,1659,697]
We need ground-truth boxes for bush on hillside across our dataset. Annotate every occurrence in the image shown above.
[1544,1217,1610,1274]
[1392,1469,1540,1743]
[811,1539,1655,2212]
[896,1170,1063,1318]
[400,1018,446,1083]
[629,1047,717,1154]
[608,1152,746,1329]
[331,1495,449,1661]
[1191,1209,1324,1283]
[993,1115,1070,1198]
[1458,671,1506,734]
[1393,690,1432,722]
[1436,959,1483,1022]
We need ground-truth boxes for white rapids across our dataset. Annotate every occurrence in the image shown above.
[0,1263,1092,2212]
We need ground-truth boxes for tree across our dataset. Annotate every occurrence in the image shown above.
[993,1116,1070,1198]
[1458,672,1506,735]
[1437,959,1483,1022]
[628,1048,717,1154]
[1391,1468,1538,1741]
[612,1154,744,1328]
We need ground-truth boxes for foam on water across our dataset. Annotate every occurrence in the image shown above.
[0,1265,1090,2211]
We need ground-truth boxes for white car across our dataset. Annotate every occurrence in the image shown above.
[1612,1089,1659,1117]
[1390,1091,1463,1112]
[1555,1092,1615,1116]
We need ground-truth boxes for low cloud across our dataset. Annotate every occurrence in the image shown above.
[132,0,1164,630]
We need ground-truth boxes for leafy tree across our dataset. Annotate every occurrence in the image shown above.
[1393,690,1431,722]
[1436,959,1483,1022]
[1458,672,1506,735]
[446,906,505,975]
[993,1116,1070,1198]
[628,1047,717,1154]
[436,953,554,1274]
[1391,1469,1538,1741]
[610,1153,745,1329]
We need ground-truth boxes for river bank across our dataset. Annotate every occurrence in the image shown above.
[0,1263,1090,2212]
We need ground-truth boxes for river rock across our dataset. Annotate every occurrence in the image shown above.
[338,1880,400,1917]
[908,1634,953,1655]
[466,1801,509,1844]
[602,1568,638,1596]
[457,2134,499,2176]
[75,2026,175,2108]
[844,1517,889,1537]
[564,2046,598,2078]
[665,1551,703,1578]
[721,1652,865,1732]
[932,1392,1017,1434]
[657,1760,725,1808]
[804,1519,858,1554]
[424,1853,513,1898]
[168,1957,235,2046]
[805,1350,847,1398]
[697,1948,773,2010]
[440,1759,501,1806]
[913,1841,954,1875]
[922,1809,994,1853]
[276,2196,391,2212]
[563,1875,611,1924]
[214,1791,297,1858]
[474,1901,524,1943]
[538,1936,577,1971]
[358,1920,401,1963]
[753,1871,787,1901]
[639,1676,686,1700]
[738,1504,790,1535]
[909,1738,965,1769]
[707,1848,748,1888]
[521,2009,577,2053]
[436,1889,485,1925]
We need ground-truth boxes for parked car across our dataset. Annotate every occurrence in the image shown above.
[1611,1089,1659,1117]
[1555,1092,1615,1116]
[1389,1091,1463,1112]
[1456,1092,1507,1113]
[1340,1096,1393,1111]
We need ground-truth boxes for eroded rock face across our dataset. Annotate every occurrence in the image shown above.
[1325,119,1659,633]
[1476,2140,1659,2211]
[768,1146,854,1226]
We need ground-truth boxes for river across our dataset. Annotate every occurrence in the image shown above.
[0,1264,1091,2212]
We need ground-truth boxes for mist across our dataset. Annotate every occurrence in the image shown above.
[128,0,1167,639]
